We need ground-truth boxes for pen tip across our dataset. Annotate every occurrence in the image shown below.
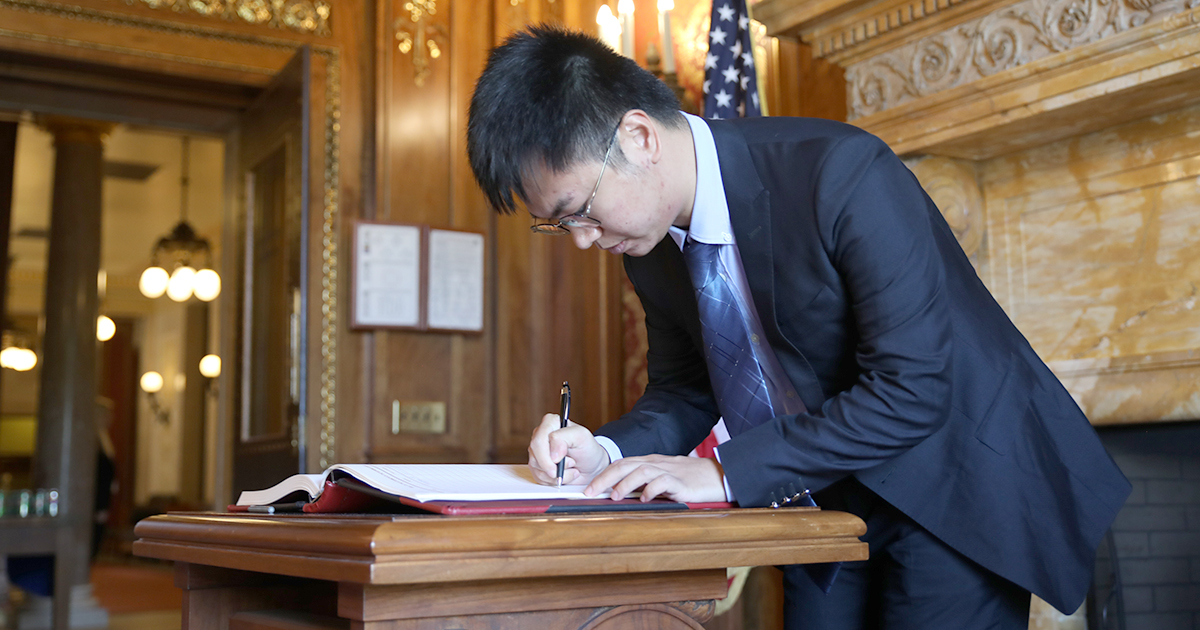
[556,479,562,488]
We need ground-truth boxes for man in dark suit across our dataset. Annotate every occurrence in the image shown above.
[467,24,1131,629]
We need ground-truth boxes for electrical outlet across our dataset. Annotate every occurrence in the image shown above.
[392,400,447,434]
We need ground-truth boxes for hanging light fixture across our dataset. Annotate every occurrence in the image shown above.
[139,136,221,302]
[0,329,37,372]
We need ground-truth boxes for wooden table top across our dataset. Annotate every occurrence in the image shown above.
[133,509,867,585]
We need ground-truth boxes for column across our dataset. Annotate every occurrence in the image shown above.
[0,117,17,397]
[33,116,112,591]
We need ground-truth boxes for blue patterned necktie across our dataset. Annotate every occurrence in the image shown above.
[682,237,775,438]
[682,236,840,592]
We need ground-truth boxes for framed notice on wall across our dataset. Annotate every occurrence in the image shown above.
[426,228,485,333]
[351,220,424,329]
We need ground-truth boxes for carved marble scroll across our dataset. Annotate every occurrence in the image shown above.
[846,0,1200,118]
[906,156,985,260]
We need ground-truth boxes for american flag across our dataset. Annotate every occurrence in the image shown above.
[703,0,761,119]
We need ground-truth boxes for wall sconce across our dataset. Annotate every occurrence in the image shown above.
[199,354,220,397]
[140,370,170,424]
[97,315,115,342]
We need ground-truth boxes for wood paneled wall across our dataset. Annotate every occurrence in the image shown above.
[351,0,627,465]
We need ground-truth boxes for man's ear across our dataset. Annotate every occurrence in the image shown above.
[619,110,663,166]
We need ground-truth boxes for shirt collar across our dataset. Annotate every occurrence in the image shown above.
[670,112,734,251]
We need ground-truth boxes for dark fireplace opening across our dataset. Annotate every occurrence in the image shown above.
[1096,422,1200,630]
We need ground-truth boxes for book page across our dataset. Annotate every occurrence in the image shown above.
[331,463,610,502]
[425,230,484,331]
[235,472,328,506]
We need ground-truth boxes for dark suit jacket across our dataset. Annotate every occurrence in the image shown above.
[595,116,1131,614]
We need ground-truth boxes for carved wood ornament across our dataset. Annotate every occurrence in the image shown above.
[394,0,445,86]
[121,0,331,35]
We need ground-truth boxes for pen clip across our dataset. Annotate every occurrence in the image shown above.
[560,381,571,423]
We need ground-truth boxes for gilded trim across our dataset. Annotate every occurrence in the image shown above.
[1,0,322,53]
[116,0,332,36]
[319,47,339,469]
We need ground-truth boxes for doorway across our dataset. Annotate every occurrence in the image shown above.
[3,117,227,551]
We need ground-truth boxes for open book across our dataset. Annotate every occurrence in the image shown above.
[236,463,606,506]
[234,463,733,515]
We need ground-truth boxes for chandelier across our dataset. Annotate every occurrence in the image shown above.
[138,136,221,302]
[0,328,37,372]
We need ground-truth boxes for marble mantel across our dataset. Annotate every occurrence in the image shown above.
[754,0,1200,426]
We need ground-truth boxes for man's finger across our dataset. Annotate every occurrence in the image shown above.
[610,463,667,500]
[528,413,563,474]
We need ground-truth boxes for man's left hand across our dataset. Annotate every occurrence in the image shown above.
[585,455,727,504]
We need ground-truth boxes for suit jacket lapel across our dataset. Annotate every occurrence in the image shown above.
[705,119,825,412]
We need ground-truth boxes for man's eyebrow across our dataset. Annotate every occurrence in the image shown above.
[547,197,577,220]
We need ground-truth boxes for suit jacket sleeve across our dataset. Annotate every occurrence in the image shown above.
[716,131,955,505]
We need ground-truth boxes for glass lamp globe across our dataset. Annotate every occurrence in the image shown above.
[193,269,221,302]
[5,348,38,372]
[0,346,19,370]
[140,371,164,394]
[167,266,196,302]
[199,354,221,378]
[97,315,116,342]
[139,267,169,298]
[18,348,37,371]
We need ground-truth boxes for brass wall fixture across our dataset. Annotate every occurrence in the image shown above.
[394,0,445,86]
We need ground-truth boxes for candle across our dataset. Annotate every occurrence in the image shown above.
[617,0,635,59]
[596,5,622,53]
[657,0,676,74]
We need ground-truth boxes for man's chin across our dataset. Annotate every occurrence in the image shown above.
[603,240,632,256]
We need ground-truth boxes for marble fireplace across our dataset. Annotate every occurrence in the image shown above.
[753,0,1200,626]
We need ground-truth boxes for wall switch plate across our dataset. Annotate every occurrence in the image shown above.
[392,400,447,434]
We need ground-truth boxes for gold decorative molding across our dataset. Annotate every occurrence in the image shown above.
[394,0,445,86]
[118,0,331,36]
[845,0,1200,119]
[1,0,300,75]
[319,48,340,469]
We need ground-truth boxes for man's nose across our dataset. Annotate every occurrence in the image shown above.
[569,224,601,250]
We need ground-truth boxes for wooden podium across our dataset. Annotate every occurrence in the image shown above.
[134,509,866,630]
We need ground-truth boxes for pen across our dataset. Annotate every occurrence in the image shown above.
[246,501,307,514]
[556,381,571,487]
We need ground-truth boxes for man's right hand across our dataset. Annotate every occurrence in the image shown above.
[528,413,610,486]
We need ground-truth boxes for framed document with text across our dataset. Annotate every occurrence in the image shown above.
[425,228,485,333]
[351,220,424,330]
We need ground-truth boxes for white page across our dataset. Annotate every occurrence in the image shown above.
[355,223,421,327]
[425,230,484,331]
[331,463,609,502]
[235,473,328,506]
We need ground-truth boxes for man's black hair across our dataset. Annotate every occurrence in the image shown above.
[467,24,684,214]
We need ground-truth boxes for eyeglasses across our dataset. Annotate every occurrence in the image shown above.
[530,126,619,235]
